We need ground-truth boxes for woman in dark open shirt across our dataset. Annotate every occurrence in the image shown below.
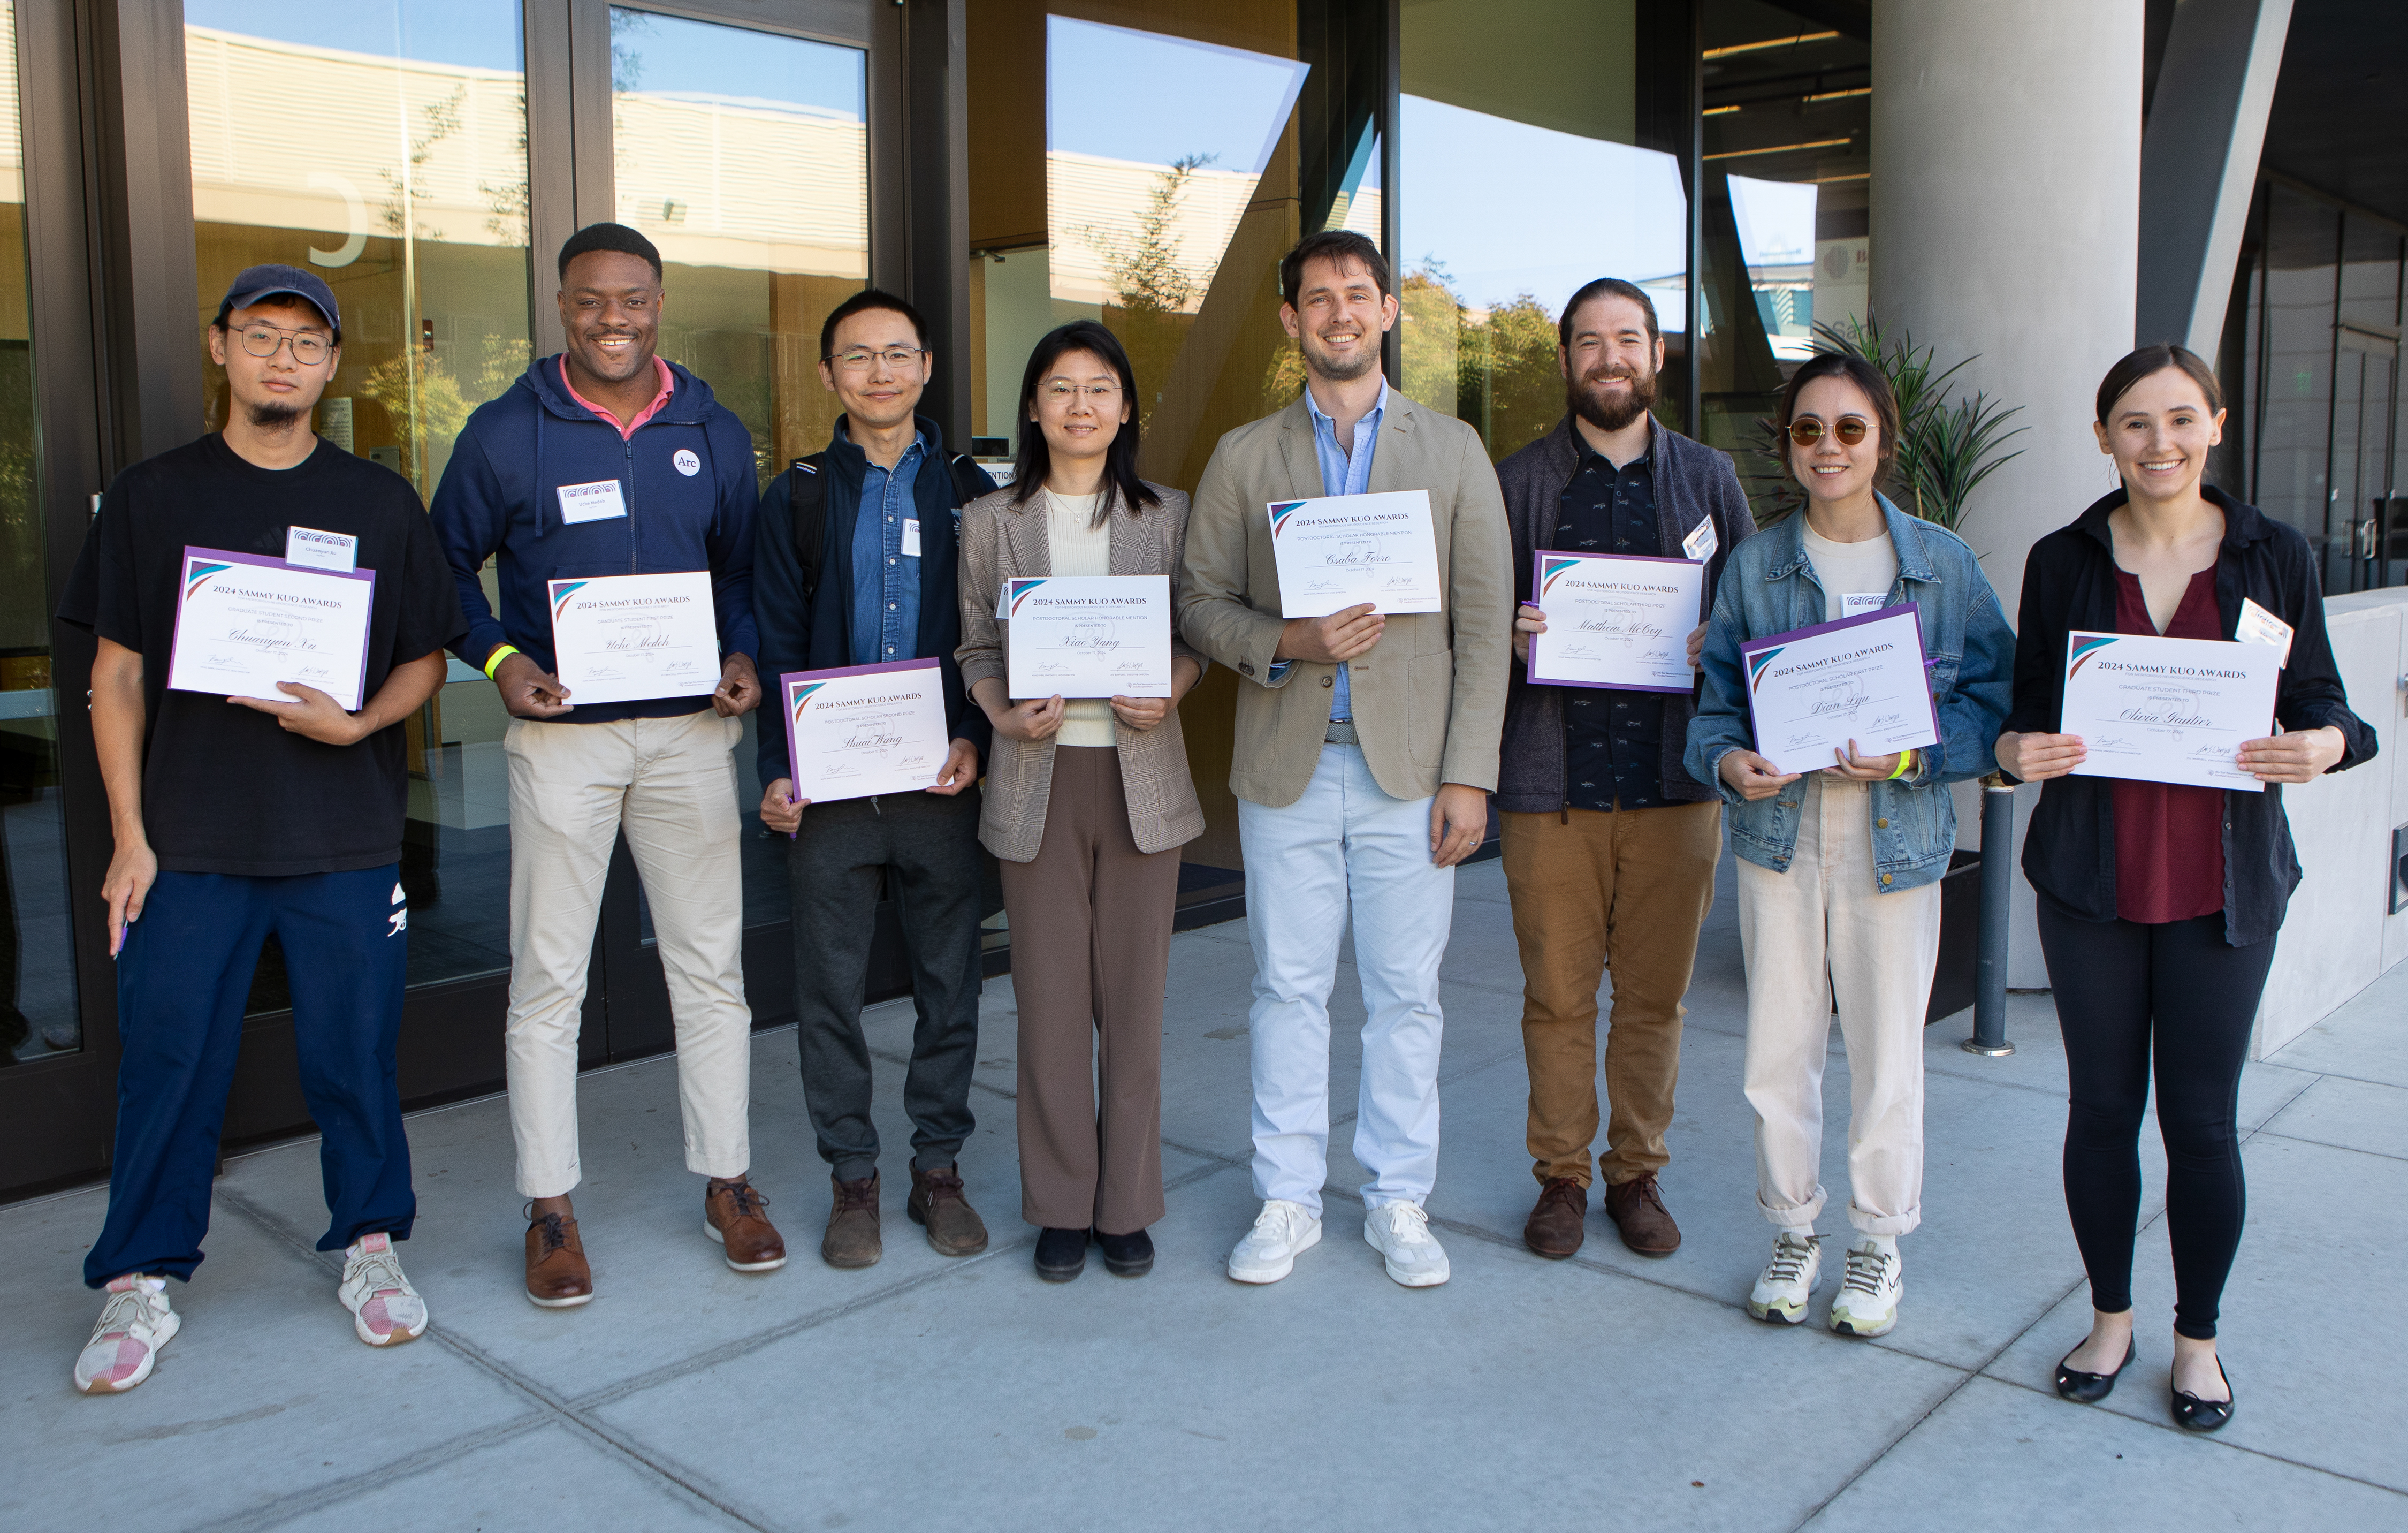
[1995,345,2375,1433]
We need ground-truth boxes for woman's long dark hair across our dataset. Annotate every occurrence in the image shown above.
[1009,320,1161,525]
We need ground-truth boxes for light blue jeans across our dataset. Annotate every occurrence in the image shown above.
[1237,744,1454,1217]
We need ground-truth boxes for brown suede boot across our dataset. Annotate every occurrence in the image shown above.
[524,1208,593,1308]
[1523,1176,1588,1258]
[704,1178,787,1272]
[822,1171,882,1269]
[1604,1172,1682,1255]
[907,1164,988,1256]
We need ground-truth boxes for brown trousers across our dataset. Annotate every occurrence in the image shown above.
[1502,799,1721,1188]
[999,746,1177,1234]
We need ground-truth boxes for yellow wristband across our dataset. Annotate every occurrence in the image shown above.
[1886,748,1916,780]
[482,643,520,679]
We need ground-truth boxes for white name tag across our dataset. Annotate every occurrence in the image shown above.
[902,518,921,558]
[1842,592,1886,618]
[2236,596,2294,667]
[1681,516,1718,563]
[557,479,628,524]
[284,525,357,573]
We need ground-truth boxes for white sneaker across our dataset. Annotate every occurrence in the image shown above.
[1226,1199,1321,1284]
[1748,1232,1822,1324]
[1363,1202,1451,1288]
[73,1274,180,1394]
[340,1232,429,1347]
[1828,1235,1902,1337]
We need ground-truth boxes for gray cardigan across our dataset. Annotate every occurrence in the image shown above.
[1494,414,1756,815]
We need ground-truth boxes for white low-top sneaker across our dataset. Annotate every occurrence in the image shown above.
[340,1232,429,1347]
[1748,1232,1822,1324]
[1363,1202,1450,1287]
[1828,1235,1902,1337]
[73,1274,179,1394]
[1227,1198,1321,1284]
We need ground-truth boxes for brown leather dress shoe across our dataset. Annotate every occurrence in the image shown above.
[822,1171,882,1269]
[704,1179,787,1272]
[907,1164,988,1256]
[1523,1176,1588,1258]
[524,1209,594,1307]
[1604,1172,1682,1255]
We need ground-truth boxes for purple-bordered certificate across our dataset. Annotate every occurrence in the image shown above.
[2061,631,2276,793]
[165,546,375,711]
[547,571,719,705]
[1525,551,1705,693]
[1739,604,1938,775]
[779,659,951,804]
[1264,490,1443,617]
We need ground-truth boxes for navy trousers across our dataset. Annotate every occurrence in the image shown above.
[85,866,416,1287]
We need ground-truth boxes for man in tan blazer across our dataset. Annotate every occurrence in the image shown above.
[1178,230,1511,1289]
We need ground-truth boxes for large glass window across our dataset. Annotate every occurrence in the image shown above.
[187,2,531,999]
[0,0,79,1064]
[1398,0,1686,462]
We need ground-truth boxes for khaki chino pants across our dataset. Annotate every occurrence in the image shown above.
[1503,799,1722,1189]
[502,710,752,1198]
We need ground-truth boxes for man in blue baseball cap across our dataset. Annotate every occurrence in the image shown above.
[54,262,467,1392]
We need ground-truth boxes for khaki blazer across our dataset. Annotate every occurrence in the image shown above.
[956,480,1207,862]
[1177,391,1513,808]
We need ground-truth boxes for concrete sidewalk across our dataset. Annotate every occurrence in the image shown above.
[5,858,2405,1531]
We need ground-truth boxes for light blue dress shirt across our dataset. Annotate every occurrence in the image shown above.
[848,427,925,667]
[1301,381,1386,720]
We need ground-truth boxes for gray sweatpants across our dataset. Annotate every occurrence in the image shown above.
[787,787,985,1181]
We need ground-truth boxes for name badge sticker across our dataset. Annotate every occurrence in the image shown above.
[285,525,358,573]
[1841,593,1885,618]
[902,518,922,559]
[1681,517,1719,563]
[557,479,628,524]
[2235,597,2294,667]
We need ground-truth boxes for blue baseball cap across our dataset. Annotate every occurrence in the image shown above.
[218,263,341,338]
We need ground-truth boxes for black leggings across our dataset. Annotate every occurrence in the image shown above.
[2034,901,2276,1340]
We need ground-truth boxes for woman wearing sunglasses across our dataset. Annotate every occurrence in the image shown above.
[1687,351,2013,1338]
[1997,345,2373,1430]
[955,321,1207,1283]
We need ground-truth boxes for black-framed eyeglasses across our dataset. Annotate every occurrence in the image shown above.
[235,322,333,365]
[1788,414,1869,447]
[826,346,925,371]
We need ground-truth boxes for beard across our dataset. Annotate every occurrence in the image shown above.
[1299,327,1381,384]
[245,398,304,431]
[1568,362,1658,434]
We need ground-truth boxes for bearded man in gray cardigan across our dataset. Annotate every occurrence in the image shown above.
[1498,278,1754,1262]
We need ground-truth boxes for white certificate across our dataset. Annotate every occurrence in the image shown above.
[166,547,375,711]
[547,572,720,705]
[779,660,952,803]
[1002,575,1172,699]
[1740,605,1940,775]
[1267,490,1444,617]
[2061,631,2279,793]
[1525,551,1704,694]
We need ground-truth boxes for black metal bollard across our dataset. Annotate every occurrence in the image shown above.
[1964,779,2017,1056]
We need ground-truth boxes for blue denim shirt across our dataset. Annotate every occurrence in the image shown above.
[1683,495,2014,892]
[1301,381,1385,720]
[848,428,925,666]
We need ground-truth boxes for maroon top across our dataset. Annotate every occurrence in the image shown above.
[2110,568,2227,923]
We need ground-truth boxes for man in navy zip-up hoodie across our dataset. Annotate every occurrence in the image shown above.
[754,289,997,1270]
[430,223,787,1307]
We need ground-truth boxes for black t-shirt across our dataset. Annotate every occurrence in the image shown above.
[57,434,466,876]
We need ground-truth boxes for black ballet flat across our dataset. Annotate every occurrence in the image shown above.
[2171,1359,2234,1433]
[2054,1336,2138,1403]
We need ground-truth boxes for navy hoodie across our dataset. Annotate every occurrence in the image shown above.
[752,413,994,784]
[430,354,759,724]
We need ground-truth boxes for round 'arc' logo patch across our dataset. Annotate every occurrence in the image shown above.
[673,448,702,476]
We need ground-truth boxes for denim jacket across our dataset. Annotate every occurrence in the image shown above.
[1683,495,2015,892]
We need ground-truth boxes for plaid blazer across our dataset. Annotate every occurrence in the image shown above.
[955,480,1207,862]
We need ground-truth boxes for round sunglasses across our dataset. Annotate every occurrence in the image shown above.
[1787,414,1870,447]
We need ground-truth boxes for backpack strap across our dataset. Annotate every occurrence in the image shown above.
[945,452,990,511]
[786,453,828,602]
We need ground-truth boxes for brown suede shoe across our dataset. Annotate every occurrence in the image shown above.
[907,1164,988,1256]
[822,1172,882,1269]
[1604,1172,1682,1255]
[1523,1176,1588,1258]
[704,1179,787,1272]
[524,1208,594,1308]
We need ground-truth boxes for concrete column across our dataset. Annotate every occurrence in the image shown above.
[1872,1,2145,985]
